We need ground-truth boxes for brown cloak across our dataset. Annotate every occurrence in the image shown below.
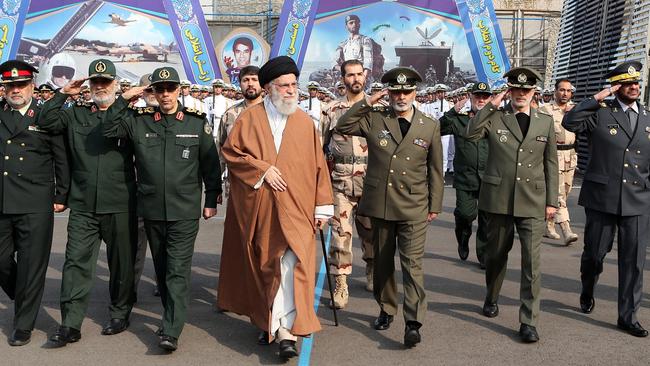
[217,102,333,336]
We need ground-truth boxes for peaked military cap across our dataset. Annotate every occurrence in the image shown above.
[38,83,54,92]
[0,60,38,83]
[212,78,225,87]
[470,82,492,94]
[605,61,642,84]
[335,81,344,89]
[370,82,384,90]
[306,81,320,89]
[382,67,421,91]
[180,79,191,87]
[150,67,180,85]
[433,84,449,92]
[139,73,152,87]
[542,88,553,95]
[119,78,131,86]
[504,67,541,89]
[88,59,116,80]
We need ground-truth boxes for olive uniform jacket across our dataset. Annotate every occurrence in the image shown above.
[336,99,444,221]
[38,91,136,214]
[103,96,222,221]
[0,101,69,213]
[440,108,488,191]
[466,102,559,218]
[562,98,650,216]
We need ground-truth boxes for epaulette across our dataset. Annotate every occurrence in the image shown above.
[183,107,206,118]
[134,107,155,115]
[537,108,552,116]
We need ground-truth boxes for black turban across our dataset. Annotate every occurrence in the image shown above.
[258,56,300,87]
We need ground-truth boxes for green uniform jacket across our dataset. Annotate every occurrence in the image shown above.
[440,108,488,191]
[37,92,136,214]
[0,101,69,213]
[103,96,222,221]
[466,102,559,218]
[336,99,444,221]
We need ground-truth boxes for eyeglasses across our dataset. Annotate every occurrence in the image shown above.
[272,82,298,90]
[52,66,75,79]
[153,84,179,93]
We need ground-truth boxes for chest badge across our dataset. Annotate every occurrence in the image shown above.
[379,139,388,147]
[378,129,390,139]
[499,135,508,143]
[610,128,618,135]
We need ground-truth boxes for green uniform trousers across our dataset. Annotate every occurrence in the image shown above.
[144,219,199,339]
[454,189,488,260]
[60,210,137,330]
[371,218,427,324]
[0,212,53,331]
[484,213,543,326]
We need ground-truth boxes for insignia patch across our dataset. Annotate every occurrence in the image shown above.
[145,133,159,138]
[10,68,18,77]
[379,139,388,147]
[413,138,429,149]
[628,66,637,75]
[536,136,548,143]
[499,135,508,143]
[378,130,391,139]
[204,123,212,135]
[154,112,161,121]
[182,148,190,159]
[610,128,617,135]
[159,69,171,79]
[176,111,184,121]
[478,82,487,90]
[497,129,510,135]
[91,105,98,113]
[95,61,107,73]
[517,73,527,83]
[397,73,407,84]
[27,109,34,117]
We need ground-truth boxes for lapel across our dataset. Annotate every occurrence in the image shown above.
[401,109,424,147]
[0,108,13,141]
[382,110,403,144]
[500,104,523,142]
[630,101,650,145]
[609,100,633,139]
[12,106,38,137]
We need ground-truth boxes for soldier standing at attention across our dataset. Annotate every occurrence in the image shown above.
[466,67,558,343]
[0,60,69,346]
[439,82,491,267]
[39,59,138,347]
[104,66,221,351]
[540,79,579,245]
[336,67,443,348]
[322,59,374,309]
[563,61,650,337]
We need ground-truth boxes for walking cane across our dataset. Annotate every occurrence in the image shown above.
[319,227,339,326]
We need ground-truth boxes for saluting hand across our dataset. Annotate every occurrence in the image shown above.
[454,97,468,113]
[62,78,88,95]
[203,207,217,220]
[594,84,621,102]
[368,89,388,106]
[264,166,287,192]
[490,90,508,107]
[122,86,147,101]
[545,206,556,221]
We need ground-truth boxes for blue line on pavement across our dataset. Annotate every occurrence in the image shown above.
[298,226,332,366]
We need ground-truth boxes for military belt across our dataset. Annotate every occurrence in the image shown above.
[556,143,575,151]
[332,155,367,164]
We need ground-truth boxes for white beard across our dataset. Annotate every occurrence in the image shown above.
[270,87,298,115]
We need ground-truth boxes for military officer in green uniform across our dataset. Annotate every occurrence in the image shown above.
[103,67,221,352]
[466,67,558,343]
[0,60,69,346]
[439,82,491,267]
[38,59,138,347]
[336,67,444,348]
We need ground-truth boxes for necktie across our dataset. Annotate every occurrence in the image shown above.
[626,108,638,132]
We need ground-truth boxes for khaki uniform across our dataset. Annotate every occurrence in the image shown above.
[322,98,373,276]
[539,101,576,223]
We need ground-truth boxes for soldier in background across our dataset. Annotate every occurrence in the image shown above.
[430,84,453,174]
[178,80,191,106]
[335,81,346,97]
[119,79,131,94]
[299,81,322,132]
[38,84,55,105]
[540,79,579,245]
[335,14,373,80]
[321,59,374,309]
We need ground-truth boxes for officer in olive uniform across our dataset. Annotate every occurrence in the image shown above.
[466,67,558,343]
[563,61,650,337]
[0,60,69,346]
[336,67,444,348]
[38,59,138,347]
[439,82,490,266]
[103,66,222,351]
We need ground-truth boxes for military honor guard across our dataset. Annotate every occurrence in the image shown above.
[466,67,558,343]
[336,67,444,347]
[563,61,650,337]
[103,66,222,351]
[439,82,491,267]
[38,59,138,347]
[321,59,375,309]
[0,60,70,346]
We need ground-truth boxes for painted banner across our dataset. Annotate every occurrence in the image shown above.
[271,0,510,89]
[15,0,219,88]
[0,0,31,64]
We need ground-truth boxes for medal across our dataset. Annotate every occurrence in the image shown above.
[182,148,190,159]
[610,128,617,135]
[499,135,507,143]
[379,139,388,147]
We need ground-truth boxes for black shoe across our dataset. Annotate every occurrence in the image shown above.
[404,322,421,348]
[454,223,471,261]
[579,294,595,314]
[482,301,499,318]
[519,324,539,343]
[278,339,298,359]
[478,255,486,270]
[257,331,274,345]
[158,335,178,351]
[617,321,649,338]
[373,311,394,330]
[8,329,31,346]
[101,318,129,335]
[49,326,81,348]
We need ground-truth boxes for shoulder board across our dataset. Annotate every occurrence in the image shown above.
[135,107,155,115]
[183,107,206,118]
[537,109,552,116]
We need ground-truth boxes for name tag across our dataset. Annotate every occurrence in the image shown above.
[497,129,510,135]
[145,133,159,138]
[536,136,548,143]
[607,124,619,129]
[176,134,199,138]
[28,125,44,132]
[413,138,429,149]
[182,148,190,159]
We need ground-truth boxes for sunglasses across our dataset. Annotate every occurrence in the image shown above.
[153,84,179,93]
[52,66,75,79]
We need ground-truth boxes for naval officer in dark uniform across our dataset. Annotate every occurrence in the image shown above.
[0,60,69,346]
[336,67,444,348]
[104,67,222,351]
[563,61,650,337]
[466,67,558,343]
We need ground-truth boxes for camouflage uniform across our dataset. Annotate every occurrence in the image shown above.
[540,101,579,244]
[322,98,374,304]
[217,100,246,198]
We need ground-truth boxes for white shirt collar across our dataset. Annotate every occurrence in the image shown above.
[12,100,33,116]
[617,97,638,113]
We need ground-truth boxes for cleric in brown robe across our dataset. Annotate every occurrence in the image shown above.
[217,56,334,359]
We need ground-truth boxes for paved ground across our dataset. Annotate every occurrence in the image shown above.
[0,186,649,365]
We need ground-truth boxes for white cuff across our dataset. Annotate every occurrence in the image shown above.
[314,205,334,219]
